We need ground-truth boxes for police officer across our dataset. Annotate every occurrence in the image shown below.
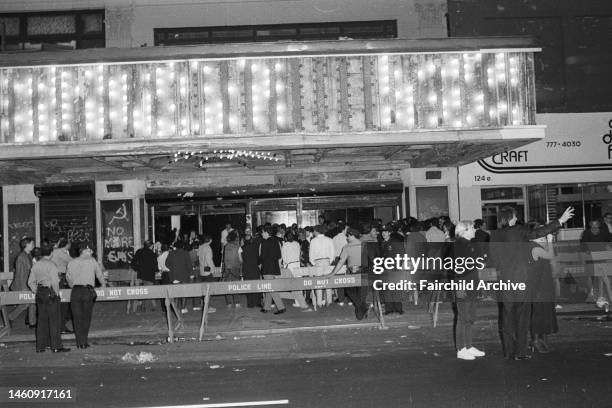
[27,244,70,352]
[66,245,106,349]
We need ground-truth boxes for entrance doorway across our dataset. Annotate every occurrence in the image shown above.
[482,203,525,230]
[202,212,246,266]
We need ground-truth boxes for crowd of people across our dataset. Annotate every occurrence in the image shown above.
[11,205,612,361]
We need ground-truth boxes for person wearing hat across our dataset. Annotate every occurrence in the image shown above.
[66,245,106,349]
[50,238,74,334]
[28,244,70,353]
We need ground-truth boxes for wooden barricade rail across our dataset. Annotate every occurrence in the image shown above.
[0,273,380,341]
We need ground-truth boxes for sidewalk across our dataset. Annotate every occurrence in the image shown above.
[1,295,605,344]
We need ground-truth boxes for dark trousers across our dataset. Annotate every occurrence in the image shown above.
[337,288,347,303]
[346,285,368,320]
[383,288,403,313]
[59,275,72,329]
[70,286,96,347]
[35,287,63,350]
[502,301,531,358]
[61,302,72,329]
[223,267,245,306]
[456,300,476,349]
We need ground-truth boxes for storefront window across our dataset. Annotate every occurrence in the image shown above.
[481,187,524,201]
[416,186,449,220]
[527,185,548,224]
[482,203,525,230]
[527,183,612,230]
[256,210,297,226]
[481,186,526,230]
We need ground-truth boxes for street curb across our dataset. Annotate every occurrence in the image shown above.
[0,317,451,344]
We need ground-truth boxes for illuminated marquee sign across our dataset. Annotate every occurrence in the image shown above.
[0,50,537,144]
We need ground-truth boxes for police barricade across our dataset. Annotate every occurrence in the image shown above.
[0,273,384,342]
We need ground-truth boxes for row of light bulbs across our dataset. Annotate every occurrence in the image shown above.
[1,52,526,141]
[170,149,281,168]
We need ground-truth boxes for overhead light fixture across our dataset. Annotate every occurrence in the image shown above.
[167,149,282,169]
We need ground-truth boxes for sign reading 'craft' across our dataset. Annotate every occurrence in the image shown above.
[459,113,612,186]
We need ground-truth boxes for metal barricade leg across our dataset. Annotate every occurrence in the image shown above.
[602,275,612,313]
[165,292,173,343]
[199,284,211,341]
[172,299,184,332]
[372,290,386,329]
[0,305,10,337]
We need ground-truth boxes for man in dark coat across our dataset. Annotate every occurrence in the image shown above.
[360,223,381,315]
[165,241,193,313]
[489,205,574,360]
[131,240,158,311]
[472,219,490,259]
[380,224,405,315]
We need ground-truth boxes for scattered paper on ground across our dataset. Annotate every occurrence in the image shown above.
[121,352,158,364]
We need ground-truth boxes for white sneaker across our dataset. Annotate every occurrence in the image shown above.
[193,307,201,311]
[181,308,188,314]
[235,304,242,308]
[555,304,563,310]
[466,346,485,357]
[457,347,476,360]
[207,307,216,313]
[338,302,345,306]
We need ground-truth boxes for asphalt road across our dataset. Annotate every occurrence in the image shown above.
[3,334,612,408]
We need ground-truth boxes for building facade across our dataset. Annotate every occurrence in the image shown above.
[1,0,546,271]
[449,0,612,238]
